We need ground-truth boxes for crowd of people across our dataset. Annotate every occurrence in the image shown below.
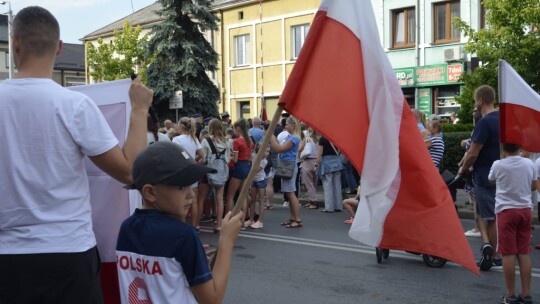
[2,5,539,304]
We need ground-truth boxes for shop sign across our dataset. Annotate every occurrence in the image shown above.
[395,68,415,87]
[394,63,464,87]
[417,88,432,117]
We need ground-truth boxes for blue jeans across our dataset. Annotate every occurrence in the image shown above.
[342,161,357,191]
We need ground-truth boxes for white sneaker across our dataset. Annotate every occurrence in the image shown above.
[283,201,289,207]
[464,229,481,237]
[250,221,263,229]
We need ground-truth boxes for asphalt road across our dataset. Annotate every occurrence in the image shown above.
[199,203,540,304]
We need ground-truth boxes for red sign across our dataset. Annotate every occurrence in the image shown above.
[447,64,463,82]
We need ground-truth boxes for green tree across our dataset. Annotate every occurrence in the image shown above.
[455,0,540,123]
[146,0,219,118]
[86,22,154,82]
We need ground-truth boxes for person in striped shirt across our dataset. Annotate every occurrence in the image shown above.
[425,120,445,168]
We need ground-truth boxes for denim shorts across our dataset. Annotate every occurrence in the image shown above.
[231,160,251,180]
[252,179,267,189]
[475,185,496,220]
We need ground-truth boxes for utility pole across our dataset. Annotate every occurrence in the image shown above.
[1,1,13,79]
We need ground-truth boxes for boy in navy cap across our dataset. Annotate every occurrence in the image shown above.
[117,141,243,303]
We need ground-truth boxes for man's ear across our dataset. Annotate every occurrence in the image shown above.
[55,40,63,58]
[141,184,157,202]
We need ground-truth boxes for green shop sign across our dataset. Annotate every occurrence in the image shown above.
[394,63,464,87]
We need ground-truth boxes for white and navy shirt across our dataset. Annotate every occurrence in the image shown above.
[116,209,212,304]
[429,136,445,168]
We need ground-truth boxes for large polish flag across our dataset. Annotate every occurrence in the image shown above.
[499,60,540,152]
[279,0,477,273]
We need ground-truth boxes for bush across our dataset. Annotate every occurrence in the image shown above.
[442,123,474,133]
[441,132,471,174]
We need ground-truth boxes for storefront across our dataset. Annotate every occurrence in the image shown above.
[395,62,464,119]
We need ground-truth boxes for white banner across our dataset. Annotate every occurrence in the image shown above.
[70,79,141,262]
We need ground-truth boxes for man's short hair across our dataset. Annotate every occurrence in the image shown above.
[474,85,496,105]
[13,6,60,57]
[252,117,261,125]
[502,143,520,153]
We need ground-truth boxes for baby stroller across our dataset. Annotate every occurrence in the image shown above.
[374,247,447,268]
[373,169,465,268]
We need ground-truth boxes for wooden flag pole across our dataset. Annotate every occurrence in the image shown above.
[231,104,284,216]
[210,104,283,270]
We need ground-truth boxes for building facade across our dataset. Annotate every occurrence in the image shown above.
[214,0,319,121]
[372,0,484,118]
[82,0,485,120]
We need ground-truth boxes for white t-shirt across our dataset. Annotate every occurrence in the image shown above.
[488,155,536,213]
[0,78,118,254]
[253,156,268,182]
[147,131,170,145]
[172,134,202,159]
[277,130,289,144]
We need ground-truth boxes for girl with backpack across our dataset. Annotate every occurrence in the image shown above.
[198,119,231,234]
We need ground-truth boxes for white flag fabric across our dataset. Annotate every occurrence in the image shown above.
[499,59,540,152]
[69,79,141,262]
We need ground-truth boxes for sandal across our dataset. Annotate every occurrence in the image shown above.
[307,204,319,209]
[285,220,303,228]
[264,204,274,210]
[280,219,294,226]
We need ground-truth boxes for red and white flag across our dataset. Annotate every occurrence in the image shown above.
[279,0,477,273]
[499,60,540,152]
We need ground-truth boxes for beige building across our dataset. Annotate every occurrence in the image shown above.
[213,0,319,121]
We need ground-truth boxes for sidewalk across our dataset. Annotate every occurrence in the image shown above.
[273,185,539,223]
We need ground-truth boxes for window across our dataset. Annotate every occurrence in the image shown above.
[291,24,310,59]
[239,101,250,119]
[433,1,460,43]
[392,7,416,48]
[234,34,250,66]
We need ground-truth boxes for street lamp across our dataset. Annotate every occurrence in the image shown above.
[0,0,13,79]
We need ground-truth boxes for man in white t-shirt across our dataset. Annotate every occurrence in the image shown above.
[0,7,153,303]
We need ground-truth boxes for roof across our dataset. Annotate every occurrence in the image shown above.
[82,2,163,41]
[0,15,7,42]
[213,0,258,10]
[54,43,85,71]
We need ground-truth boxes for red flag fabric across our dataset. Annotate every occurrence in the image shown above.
[499,60,540,152]
[279,0,478,273]
[261,102,268,121]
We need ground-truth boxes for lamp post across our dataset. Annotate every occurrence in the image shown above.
[1,1,13,79]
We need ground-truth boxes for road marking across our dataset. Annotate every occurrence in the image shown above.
[201,228,540,277]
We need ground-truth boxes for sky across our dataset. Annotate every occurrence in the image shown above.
[4,0,157,44]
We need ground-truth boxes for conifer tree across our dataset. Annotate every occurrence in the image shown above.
[147,0,219,118]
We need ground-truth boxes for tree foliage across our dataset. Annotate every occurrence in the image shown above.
[146,0,219,118]
[86,22,154,82]
[455,0,540,123]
